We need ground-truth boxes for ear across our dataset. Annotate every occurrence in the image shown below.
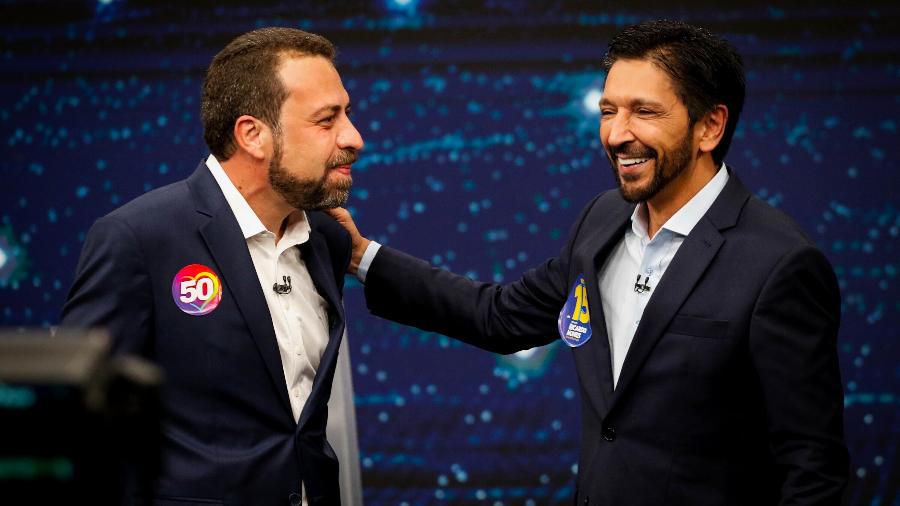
[695,104,728,156]
[232,115,272,161]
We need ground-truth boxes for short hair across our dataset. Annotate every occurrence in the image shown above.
[602,20,745,165]
[201,27,335,160]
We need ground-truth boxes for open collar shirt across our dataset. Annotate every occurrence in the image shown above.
[598,164,729,387]
[206,155,330,424]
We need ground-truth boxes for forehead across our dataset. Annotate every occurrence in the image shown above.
[277,54,348,108]
[602,58,680,105]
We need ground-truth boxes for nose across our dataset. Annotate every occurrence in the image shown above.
[603,111,635,149]
[338,116,364,152]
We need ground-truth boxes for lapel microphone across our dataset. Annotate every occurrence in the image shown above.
[273,275,292,295]
[633,274,651,294]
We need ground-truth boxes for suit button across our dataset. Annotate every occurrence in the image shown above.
[584,497,590,505]
[288,492,302,506]
[602,426,616,441]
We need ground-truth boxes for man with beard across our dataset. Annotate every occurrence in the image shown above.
[330,20,848,505]
[62,27,362,505]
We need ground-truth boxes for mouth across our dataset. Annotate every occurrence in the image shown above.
[616,157,652,175]
[331,164,352,176]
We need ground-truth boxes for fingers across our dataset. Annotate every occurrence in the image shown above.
[324,207,351,224]
[325,207,360,236]
[325,207,370,275]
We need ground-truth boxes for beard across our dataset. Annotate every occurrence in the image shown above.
[607,130,694,203]
[268,135,357,211]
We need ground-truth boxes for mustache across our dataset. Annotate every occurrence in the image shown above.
[328,150,359,168]
[608,142,656,159]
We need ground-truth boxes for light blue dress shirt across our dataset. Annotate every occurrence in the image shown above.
[598,164,729,387]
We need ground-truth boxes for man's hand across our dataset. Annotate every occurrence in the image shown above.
[325,207,371,275]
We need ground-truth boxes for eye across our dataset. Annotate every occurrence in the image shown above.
[600,108,616,117]
[318,115,336,126]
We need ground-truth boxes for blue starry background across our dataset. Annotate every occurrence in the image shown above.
[2,0,898,504]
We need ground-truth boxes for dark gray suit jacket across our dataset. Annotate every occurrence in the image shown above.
[62,162,351,505]
[364,170,848,505]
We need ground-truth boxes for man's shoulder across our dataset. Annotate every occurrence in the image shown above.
[734,194,817,251]
[706,169,819,255]
[99,178,194,234]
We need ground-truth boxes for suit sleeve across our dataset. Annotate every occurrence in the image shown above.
[363,196,600,354]
[749,245,848,504]
[60,215,154,356]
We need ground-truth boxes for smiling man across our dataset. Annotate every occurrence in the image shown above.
[62,28,362,505]
[331,19,848,505]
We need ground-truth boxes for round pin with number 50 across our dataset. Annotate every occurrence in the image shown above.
[171,264,222,316]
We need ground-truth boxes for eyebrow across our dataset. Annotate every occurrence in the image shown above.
[309,102,353,120]
[599,97,665,109]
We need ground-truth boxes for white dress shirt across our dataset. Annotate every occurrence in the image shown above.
[206,155,330,423]
[599,164,729,387]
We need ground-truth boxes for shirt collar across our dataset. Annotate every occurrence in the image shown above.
[205,155,311,245]
[279,210,312,248]
[630,163,730,239]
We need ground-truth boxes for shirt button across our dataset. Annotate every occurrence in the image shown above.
[634,320,640,326]
[646,267,653,274]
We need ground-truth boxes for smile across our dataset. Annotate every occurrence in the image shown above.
[618,157,651,167]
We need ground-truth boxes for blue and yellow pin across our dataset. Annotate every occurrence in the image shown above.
[558,274,593,347]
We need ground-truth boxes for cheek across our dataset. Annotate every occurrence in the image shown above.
[285,136,329,162]
[599,125,611,149]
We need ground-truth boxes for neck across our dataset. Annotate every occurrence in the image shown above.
[645,158,718,238]
[220,155,294,243]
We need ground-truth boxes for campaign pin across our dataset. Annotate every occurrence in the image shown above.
[171,264,222,316]
[558,274,593,347]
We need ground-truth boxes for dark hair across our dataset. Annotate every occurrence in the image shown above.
[602,20,745,165]
[201,27,335,160]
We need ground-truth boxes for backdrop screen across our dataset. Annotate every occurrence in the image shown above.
[2,1,897,504]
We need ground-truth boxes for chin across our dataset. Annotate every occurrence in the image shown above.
[619,174,648,190]
[328,171,352,185]
[618,180,653,203]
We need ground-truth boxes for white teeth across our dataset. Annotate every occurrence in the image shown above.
[619,158,650,167]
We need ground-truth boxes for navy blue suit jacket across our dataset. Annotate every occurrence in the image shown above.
[364,171,848,505]
[62,162,351,505]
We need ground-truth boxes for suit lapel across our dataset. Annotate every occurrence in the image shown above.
[187,164,294,420]
[296,228,345,430]
[608,219,723,410]
[571,198,634,417]
[606,170,749,412]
